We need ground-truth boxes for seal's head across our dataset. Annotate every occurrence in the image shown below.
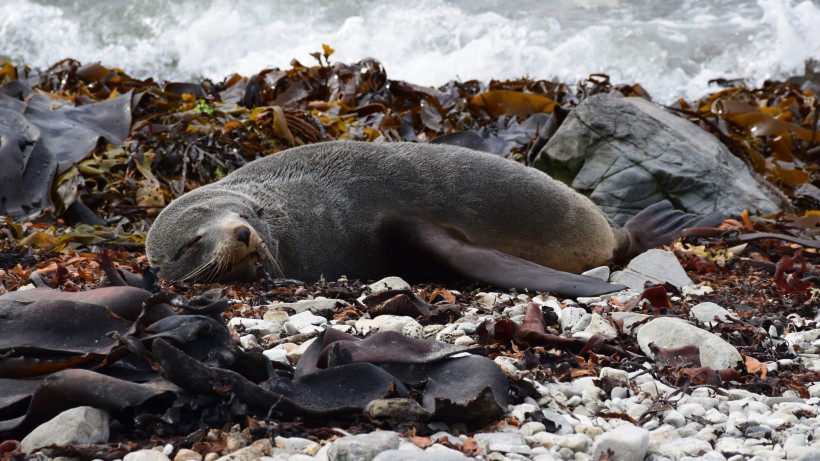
[146,190,274,283]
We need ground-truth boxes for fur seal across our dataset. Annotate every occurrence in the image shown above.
[146,141,718,296]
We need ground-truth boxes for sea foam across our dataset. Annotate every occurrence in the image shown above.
[1,0,818,102]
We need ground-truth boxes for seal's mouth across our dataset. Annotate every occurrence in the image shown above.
[223,244,282,283]
[218,249,263,282]
[254,241,284,279]
[244,251,259,261]
[177,247,261,283]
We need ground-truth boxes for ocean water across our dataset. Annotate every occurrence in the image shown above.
[1,0,819,102]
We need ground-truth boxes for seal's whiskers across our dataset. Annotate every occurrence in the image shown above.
[259,244,283,278]
[181,257,219,283]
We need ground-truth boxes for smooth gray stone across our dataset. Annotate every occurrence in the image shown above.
[541,410,575,435]
[372,450,470,460]
[368,276,412,292]
[328,431,400,461]
[123,450,172,461]
[783,433,808,448]
[274,436,318,452]
[364,398,432,421]
[473,432,528,454]
[21,406,109,454]
[599,367,629,390]
[610,249,692,290]
[213,444,270,461]
[274,298,341,314]
[610,312,652,335]
[637,317,742,369]
[744,425,773,439]
[531,455,559,461]
[569,313,593,334]
[282,311,328,335]
[765,396,805,406]
[561,307,589,332]
[592,424,649,461]
[796,452,820,461]
[652,437,714,459]
[533,93,782,224]
[690,302,739,326]
[611,386,629,400]
[662,409,686,428]
[581,266,610,281]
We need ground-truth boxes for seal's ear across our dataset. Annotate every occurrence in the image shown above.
[381,217,625,297]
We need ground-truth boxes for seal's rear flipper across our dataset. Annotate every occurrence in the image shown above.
[383,218,626,298]
[622,200,725,259]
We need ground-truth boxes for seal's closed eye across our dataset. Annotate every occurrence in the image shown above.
[172,235,202,261]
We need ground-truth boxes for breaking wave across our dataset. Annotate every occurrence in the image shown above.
[1,0,819,102]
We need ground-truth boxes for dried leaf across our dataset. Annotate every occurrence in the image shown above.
[743,354,767,379]
[470,90,557,118]
[133,150,165,210]
[20,231,58,249]
[409,436,433,448]
[427,288,457,304]
[570,369,596,378]
[322,44,335,59]
[773,248,812,293]
[639,285,671,308]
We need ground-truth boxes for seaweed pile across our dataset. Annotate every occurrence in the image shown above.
[1,48,814,231]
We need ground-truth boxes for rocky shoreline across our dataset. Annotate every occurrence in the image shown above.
[1,56,818,460]
[7,246,820,460]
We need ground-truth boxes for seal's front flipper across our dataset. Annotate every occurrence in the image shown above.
[622,200,725,259]
[382,218,626,298]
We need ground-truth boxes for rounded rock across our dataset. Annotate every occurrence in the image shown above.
[561,307,588,331]
[592,424,649,461]
[520,422,547,437]
[123,450,172,461]
[364,399,432,422]
[373,449,467,460]
[21,406,109,454]
[368,276,411,293]
[262,347,290,365]
[663,409,686,428]
[283,311,328,335]
[689,302,739,326]
[173,449,202,461]
[328,431,400,461]
[637,317,742,369]
[453,336,476,346]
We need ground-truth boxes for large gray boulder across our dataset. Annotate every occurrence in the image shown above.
[636,317,742,370]
[533,93,783,224]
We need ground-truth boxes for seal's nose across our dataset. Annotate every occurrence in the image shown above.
[235,225,251,246]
